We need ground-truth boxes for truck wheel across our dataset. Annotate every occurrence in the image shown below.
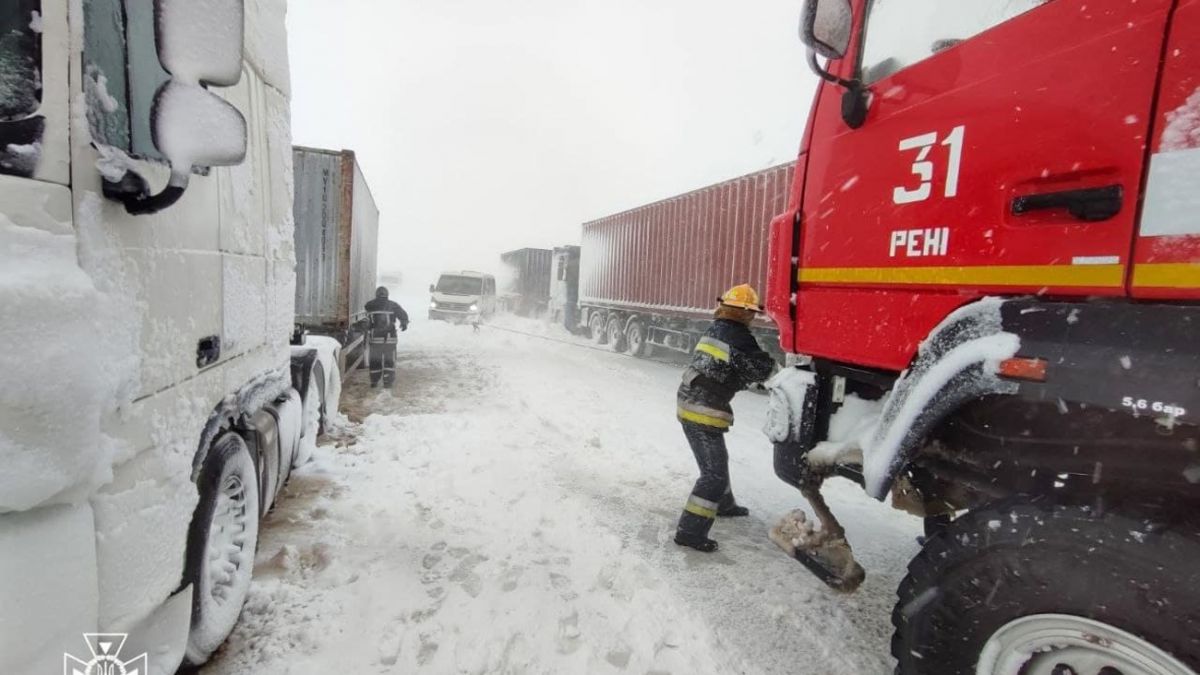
[607,315,628,352]
[182,432,261,665]
[891,499,1200,675]
[626,320,652,358]
[589,312,608,345]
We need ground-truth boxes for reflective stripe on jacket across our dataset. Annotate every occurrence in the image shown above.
[676,319,775,430]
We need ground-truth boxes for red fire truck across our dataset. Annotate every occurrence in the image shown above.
[765,1,1200,672]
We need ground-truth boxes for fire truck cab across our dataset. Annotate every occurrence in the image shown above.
[765,0,1200,672]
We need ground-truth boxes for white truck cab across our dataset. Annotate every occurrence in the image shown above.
[0,1,319,672]
[429,270,497,323]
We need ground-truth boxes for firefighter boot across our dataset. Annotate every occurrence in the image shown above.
[675,493,721,552]
[717,489,749,517]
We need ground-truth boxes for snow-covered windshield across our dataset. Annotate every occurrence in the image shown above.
[0,0,41,121]
[436,275,484,296]
[860,0,1047,84]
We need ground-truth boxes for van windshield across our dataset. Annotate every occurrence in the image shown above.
[0,0,41,121]
[436,275,484,296]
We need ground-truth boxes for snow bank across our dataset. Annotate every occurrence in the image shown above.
[0,194,140,512]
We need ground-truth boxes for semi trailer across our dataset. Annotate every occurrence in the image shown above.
[499,247,553,317]
[0,1,341,672]
[578,163,794,357]
[765,1,1200,673]
[292,145,380,379]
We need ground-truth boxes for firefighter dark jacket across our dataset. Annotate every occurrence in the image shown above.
[677,318,775,431]
[365,297,409,335]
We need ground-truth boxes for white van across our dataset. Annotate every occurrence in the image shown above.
[429,271,496,323]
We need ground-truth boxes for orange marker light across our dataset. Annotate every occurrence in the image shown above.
[998,357,1048,382]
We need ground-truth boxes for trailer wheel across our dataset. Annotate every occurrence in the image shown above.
[606,315,628,352]
[626,319,652,358]
[589,312,608,345]
[182,432,261,665]
[891,499,1200,675]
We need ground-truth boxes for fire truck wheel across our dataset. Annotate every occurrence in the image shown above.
[626,319,652,358]
[589,312,608,345]
[606,315,628,352]
[182,432,261,666]
[891,499,1200,675]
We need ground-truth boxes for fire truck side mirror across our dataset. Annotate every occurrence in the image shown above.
[799,0,852,59]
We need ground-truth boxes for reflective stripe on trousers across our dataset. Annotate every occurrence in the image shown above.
[683,493,719,519]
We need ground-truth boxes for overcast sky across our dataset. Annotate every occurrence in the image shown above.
[287,0,816,293]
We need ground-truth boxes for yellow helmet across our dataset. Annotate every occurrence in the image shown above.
[718,284,761,312]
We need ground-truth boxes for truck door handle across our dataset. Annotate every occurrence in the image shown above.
[1011,184,1123,222]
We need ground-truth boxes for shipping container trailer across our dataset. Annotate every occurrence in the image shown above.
[292,146,380,378]
[578,163,794,357]
[500,247,554,316]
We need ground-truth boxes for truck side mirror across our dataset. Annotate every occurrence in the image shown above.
[800,0,852,59]
[102,0,247,215]
[799,0,868,130]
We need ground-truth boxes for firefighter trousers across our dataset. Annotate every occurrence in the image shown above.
[676,420,741,540]
[368,335,397,387]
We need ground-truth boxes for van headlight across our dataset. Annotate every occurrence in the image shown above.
[470,304,479,312]
[430,301,438,309]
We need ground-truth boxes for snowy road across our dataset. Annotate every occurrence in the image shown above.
[201,316,921,674]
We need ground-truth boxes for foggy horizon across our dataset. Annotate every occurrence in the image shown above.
[287,0,816,292]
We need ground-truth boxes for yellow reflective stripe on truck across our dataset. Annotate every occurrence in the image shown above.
[798,264,1125,287]
[1131,263,1200,289]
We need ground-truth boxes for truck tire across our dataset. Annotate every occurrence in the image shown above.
[607,315,628,352]
[182,432,261,665]
[892,498,1200,675]
[626,319,652,358]
[589,312,608,345]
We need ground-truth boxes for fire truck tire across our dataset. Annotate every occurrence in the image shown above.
[589,312,608,345]
[606,315,628,352]
[182,432,262,666]
[891,498,1200,675]
[626,319,652,358]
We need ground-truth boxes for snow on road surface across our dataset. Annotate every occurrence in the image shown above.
[201,315,921,674]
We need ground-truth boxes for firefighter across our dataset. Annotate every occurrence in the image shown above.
[675,284,776,553]
[364,286,409,388]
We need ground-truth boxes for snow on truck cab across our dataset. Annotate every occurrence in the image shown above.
[429,271,497,323]
[765,0,1200,671]
[0,1,333,672]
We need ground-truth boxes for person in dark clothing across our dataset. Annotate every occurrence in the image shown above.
[364,286,409,388]
[675,284,776,553]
